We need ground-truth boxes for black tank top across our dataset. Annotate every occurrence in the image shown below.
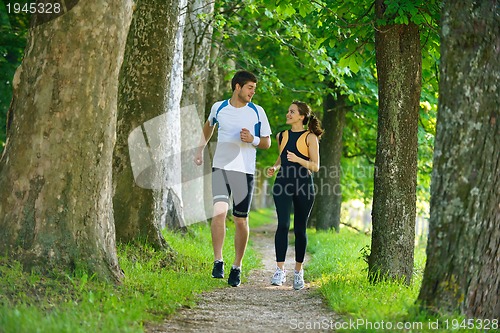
[278,130,311,179]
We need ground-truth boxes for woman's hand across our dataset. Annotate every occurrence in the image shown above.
[286,150,301,164]
[267,166,277,177]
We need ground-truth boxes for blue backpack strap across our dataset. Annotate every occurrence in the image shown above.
[247,102,261,137]
[212,99,229,126]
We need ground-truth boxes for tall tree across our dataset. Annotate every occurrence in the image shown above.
[113,0,181,245]
[309,87,348,231]
[368,0,422,284]
[418,0,499,318]
[161,0,187,230]
[180,0,215,225]
[182,0,214,115]
[0,1,133,281]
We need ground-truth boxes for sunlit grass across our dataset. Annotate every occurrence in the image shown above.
[306,227,497,333]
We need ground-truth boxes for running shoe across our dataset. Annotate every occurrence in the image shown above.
[212,260,224,278]
[228,267,241,287]
[271,267,286,286]
[293,270,305,290]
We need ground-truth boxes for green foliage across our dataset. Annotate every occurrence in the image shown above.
[0,1,30,152]
[378,0,441,28]
[417,97,437,216]
[0,223,260,332]
[340,68,378,203]
[0,0,440,212]
[213,0,440,209]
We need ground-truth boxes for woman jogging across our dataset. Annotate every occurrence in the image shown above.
[267,101,323,290]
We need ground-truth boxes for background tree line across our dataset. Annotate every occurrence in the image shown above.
[0,0,498,319]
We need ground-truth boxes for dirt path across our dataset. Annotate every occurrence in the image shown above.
[147,223,340,332]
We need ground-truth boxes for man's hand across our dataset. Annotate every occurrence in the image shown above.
[240,128,254,143]
[194,150,203,166]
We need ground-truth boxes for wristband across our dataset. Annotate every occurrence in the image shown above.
[252,136,261,147]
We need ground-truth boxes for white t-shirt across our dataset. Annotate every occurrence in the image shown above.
[208,100,272,174]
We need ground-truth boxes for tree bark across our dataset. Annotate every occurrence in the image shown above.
[0,1,133,282]
[161,0,187,230]
[368,0,422,285]
[309,88,347,231]
[113,0,181,244]
[182,0,214,115]
[205,38,226,120]
[180,0,215,225]
[418,0,500,318]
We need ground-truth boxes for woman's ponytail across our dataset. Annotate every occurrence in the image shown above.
[308,114,324,140]
[292,100,325,140]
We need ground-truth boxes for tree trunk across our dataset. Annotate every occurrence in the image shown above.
[182,0,214,115]
[418,0,500,319]
[309,88,347,231]
[0,1,133,282]
[113,0,181,244]
[180,0,215,225]
[161,0,187,230]
[205,38,226,120]
[368,0,422,285]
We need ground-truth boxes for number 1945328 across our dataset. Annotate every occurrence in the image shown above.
[443,318,498,330]
[6,2,61,14]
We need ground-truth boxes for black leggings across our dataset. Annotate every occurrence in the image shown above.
[272,175,315,263]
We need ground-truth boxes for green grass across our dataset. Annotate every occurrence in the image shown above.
[306,227,499,333]
[1,209,497,333]
[0,219,260,333]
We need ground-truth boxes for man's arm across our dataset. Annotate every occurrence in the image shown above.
[239,128,271,150]
[256,136,271,150]
[194,120,215,165]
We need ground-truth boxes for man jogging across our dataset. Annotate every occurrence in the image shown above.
[194,70,271,287]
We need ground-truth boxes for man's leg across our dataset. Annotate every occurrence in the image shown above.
[212,201,229,261]
[211,168,231,278]
[233,216,249,267]
[229,171,254,268]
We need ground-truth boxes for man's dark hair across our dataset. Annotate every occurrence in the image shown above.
[231,70,258,91]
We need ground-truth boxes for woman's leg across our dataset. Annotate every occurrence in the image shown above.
[293,180,315,266]
[273,180,293,266]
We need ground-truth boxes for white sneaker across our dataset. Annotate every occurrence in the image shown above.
[293,270,305,290]
[271,267,286,286]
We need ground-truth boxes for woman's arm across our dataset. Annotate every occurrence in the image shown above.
[286,133,320,172]
[267,133,282,177]
[267,156,281,177]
